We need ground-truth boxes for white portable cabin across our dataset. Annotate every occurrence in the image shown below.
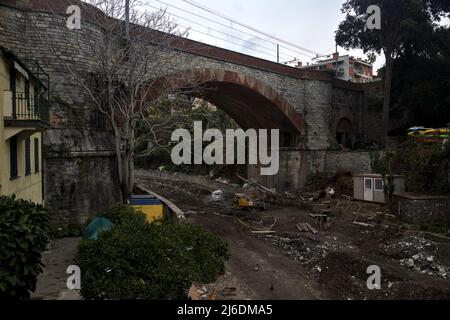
[353,174,405,204]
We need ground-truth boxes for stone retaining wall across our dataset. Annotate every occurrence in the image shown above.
[398,194,449,226]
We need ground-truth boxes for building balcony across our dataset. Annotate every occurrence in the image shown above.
[3,91,49,140]
[12,92,49,122]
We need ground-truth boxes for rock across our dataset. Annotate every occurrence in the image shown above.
[426,256,434,262]
[197,285,208,295]
[406,258,415,268]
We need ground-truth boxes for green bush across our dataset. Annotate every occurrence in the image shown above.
[102,203,147,225]
[74,205,229,300]
[51,223,84,238]
[399,141,450,195]
[0,195,50,299]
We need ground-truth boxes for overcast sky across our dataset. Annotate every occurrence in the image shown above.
[141,0,386,73]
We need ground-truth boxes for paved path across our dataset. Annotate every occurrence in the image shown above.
[31,237,81,300]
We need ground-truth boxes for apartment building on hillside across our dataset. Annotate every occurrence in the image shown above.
[302,53,374,83]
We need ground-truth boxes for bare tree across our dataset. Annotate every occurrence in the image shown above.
[32,0,205,201]
[134,95,239,161]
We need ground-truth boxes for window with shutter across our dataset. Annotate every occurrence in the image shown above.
[34,138,40,173]
[25,136,31,176]
[10,136,18,179]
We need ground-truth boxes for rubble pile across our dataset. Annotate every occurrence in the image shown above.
[384,235,450,278]
[265,234,354,272]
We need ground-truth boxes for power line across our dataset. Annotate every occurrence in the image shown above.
[188,28,278,60]
[142,2,299,61]
[135,1,281,60]
[143,0,315,59]
[182,0,321,57]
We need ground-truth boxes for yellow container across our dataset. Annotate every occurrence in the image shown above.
[129,195,164,223]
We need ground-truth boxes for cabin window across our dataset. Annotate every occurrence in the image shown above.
[374,178,383,191]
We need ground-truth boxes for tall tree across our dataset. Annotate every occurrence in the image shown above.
[336,0,448,146]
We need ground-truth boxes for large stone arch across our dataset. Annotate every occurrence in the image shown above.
[143,68,305,147]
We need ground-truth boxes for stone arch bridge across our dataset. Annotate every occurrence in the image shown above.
[0,0,377,224]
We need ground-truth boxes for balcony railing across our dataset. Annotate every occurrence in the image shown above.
[12,92,49,123]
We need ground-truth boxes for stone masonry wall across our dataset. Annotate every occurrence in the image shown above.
[398,196,449,226]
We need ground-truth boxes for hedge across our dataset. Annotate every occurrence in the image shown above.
[74,204,229,300]
[0,195,50,299]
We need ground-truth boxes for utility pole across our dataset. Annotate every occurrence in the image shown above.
[335,42,338,77]
[277,44,280,63]
[125,0,130,39]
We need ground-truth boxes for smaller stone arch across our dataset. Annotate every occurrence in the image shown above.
[335,117,355,149]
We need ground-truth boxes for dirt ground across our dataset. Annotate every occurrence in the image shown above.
[137,174,450,300]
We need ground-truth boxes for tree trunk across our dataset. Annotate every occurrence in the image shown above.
[121,151,133,203]
[383,54,394,148]
[117,138,135,204]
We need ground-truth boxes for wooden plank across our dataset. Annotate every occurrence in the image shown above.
[136,185,185,220]
[251,231,276,234]
[297,223,309,232]
[305,223,318,234]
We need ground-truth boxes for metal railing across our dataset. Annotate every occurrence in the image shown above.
[12,92,49,123]
[23,59,50,101]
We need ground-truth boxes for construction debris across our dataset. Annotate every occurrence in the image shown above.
[285,191,296,199]
[251,230,276,234]
[326,187,336,200]
[237,175,276,196]
[240,217,278,234]
[309,213,331,230]
[233,193,266,210]
[297,223,319,234]
[384,235,450,279]
[297,223,309,233]
[301,192,321,201]
[353,221,375,228]
[221,287,237,297]
[212,190,224,202]
[139,174,450,299]
[341,195,354,201]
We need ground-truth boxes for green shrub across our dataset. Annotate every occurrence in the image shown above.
[51,223,84,238]
[102,203,147,225]
[399,141,450,195]
[0,195,50,299]
[74,205,229,300]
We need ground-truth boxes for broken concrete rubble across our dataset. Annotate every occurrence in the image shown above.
[385,235,449,279]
